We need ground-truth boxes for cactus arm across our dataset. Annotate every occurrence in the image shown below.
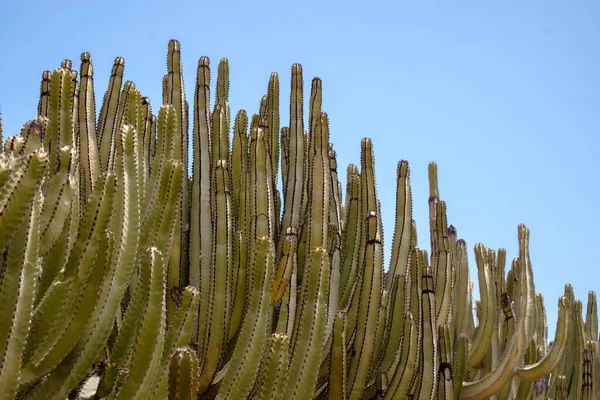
[382,312,418,400]
[452,239,471,341]
[303,112,330,264]
[114,247,166,400]
[514,338,536,399]
[585,291,598,341]
[267,73,280,184]
[39,146,76,255]
[46,68,74,173]
[418,266,439,399]
[163,42,189,294]
[329,311,348,400]
[255,334,289,400]
[211,106,229,171]
[97,235,151,391]
[387,160,412,285]
[168,347,199,400]
[22,227,109,384]
[21,167,175,399]
[379,274,407,374]
[198,160,232,393]
[249,127,275,242]
[435,247,452,329]
[460,291,526,400]
[139,160,183,253]
[189,54,212,291]
[20,172,116,385]
[146,287,201,398]
[437,325,455,400]
[407,248,423,393]
[231,109,248,219]
[433,202,452,328]
[466,244,495,367]
[0,188,41,400]
[517,296,569,380]
[37,71,51,119]
[347,211,383,400]
[0,155,10,189]
[283,247,330,400]
[142,105,175,222]
[339,171,361,308]
[274,259,297,338]
[0,149,47,252]
[28,125,137,378]
[569,300,586,400]
[278,64,304,248]
[280,127,289,196]
[162,287,200,365]
[271,227,298,304]
[228,230,247,341]
[216,237,274,400]
[77,52,100,203]
[452,335,468,399]
[97,58,124,173]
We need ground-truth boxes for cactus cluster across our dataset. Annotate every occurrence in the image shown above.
[0,40,597,400]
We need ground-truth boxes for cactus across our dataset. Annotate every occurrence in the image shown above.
[0,40,597,400]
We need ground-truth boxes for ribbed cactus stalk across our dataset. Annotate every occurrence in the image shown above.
[0,40,596,400]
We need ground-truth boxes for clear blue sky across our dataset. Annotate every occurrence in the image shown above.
[1,0,598,339]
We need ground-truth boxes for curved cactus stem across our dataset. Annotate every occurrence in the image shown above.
[22,226,110,385]
[517,296,569,381]
[21,172,116,384]
[379,274,406,375]
[467,244,496,368]
[39,146,76,255]
[382,312,418,400]
[460,292,527,399]
[113,247,166,400]
[283,247,330,400]
[0,149,47,252]
[216,237,274,400]
[0,188,41,400]
[77,52,100,204]
[515,338,536,399]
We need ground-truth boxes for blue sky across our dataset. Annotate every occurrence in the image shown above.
[1,0,598,339]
